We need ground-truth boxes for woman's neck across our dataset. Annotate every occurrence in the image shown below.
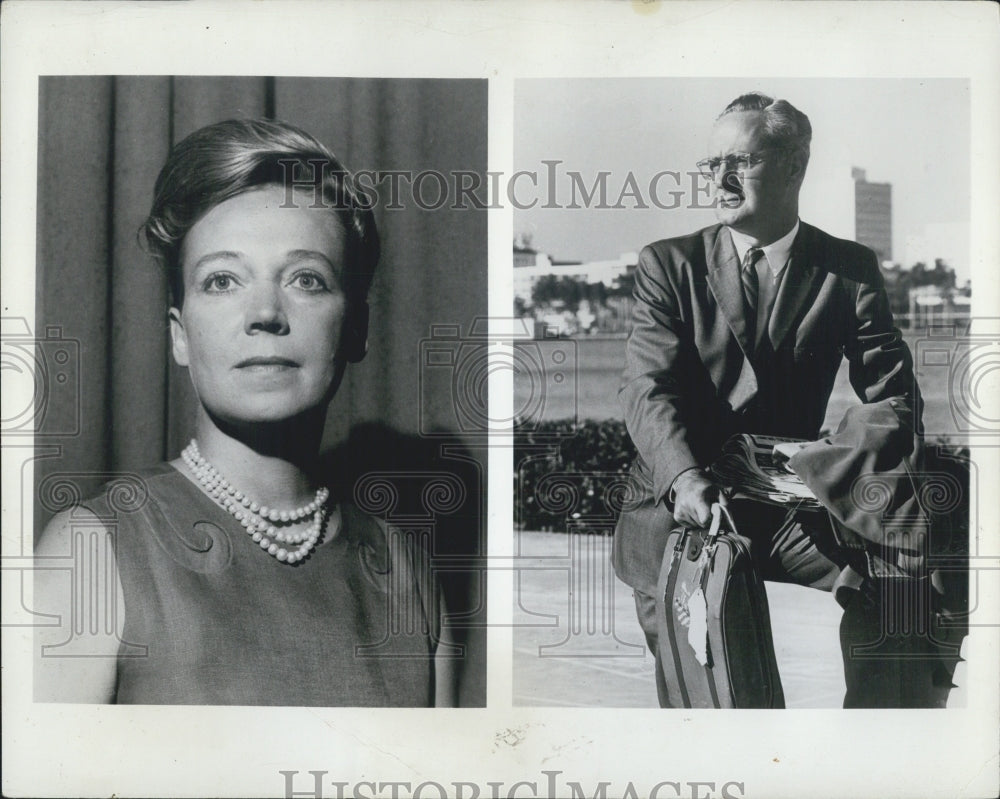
[183,409,327,509]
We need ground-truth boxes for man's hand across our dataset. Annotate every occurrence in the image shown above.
[671,469,727,528]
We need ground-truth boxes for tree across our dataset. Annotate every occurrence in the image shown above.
[609,269,636,298]
[531,275,584,311]
[586,281,608,306]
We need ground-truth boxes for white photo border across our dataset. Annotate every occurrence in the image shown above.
[2,2,998,798]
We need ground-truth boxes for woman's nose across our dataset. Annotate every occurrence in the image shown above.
[245,283,290,335]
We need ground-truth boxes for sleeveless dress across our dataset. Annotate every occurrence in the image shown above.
[84,464,439,706]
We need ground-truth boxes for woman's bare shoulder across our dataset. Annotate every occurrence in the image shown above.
[34,507,121,703]
[36,506,110,556]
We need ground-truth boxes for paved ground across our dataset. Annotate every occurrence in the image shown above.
[513,531,967,708]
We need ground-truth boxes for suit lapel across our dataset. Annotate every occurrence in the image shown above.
[704,227,754,357]
[768,223,826,352]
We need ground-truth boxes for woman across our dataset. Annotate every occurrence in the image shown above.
[34,118,455,706]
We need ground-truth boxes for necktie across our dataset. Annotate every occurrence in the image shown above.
[741,246,763,344]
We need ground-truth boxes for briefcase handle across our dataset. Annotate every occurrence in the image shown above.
[706,502,739,543]
[689,503,740,586]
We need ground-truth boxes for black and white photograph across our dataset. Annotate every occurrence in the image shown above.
[2,2,998,799]
[512,78,973,710]
[24,75,488,708]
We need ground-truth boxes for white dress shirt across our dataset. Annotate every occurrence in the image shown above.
[728,220,800,349]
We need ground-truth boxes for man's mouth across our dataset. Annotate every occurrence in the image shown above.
[235,357,300,371]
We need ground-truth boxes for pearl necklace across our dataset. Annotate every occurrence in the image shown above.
[181,440,330,565]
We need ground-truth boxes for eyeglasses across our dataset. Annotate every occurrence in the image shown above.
[695,147,793,180]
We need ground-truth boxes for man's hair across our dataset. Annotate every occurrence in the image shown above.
[141,118,380,309]
[718,92,812,161]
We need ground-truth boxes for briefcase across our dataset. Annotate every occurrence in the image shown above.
[655,503,784,708]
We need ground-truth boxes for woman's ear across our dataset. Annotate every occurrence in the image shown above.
[168,307,190,367]
[341,301,370,363]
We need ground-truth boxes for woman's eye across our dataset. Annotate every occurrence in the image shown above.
[204,274,236,292]
[290,272,329,291]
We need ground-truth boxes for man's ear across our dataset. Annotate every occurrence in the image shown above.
[787,150,808,186]
[341,301,369,363]
[168,307,190,367]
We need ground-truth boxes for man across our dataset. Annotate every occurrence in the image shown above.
[613,92,936,708]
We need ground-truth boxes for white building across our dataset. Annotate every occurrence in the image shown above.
[513,247,638,304]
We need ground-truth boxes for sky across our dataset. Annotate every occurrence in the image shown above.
[514,78,971,283]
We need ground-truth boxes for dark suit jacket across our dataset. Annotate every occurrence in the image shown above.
[613,221,920,593]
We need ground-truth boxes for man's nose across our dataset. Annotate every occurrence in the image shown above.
[245,282,290,335]
[716,167,743,194]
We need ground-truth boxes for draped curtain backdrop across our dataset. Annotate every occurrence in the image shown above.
[35,76,488,704]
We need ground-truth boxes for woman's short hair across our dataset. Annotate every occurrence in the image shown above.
[142,118,380,309]
[718,92,812,162]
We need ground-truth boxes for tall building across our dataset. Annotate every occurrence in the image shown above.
[852,167,892,262]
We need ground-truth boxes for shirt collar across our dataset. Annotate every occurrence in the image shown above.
[728,219,800,277]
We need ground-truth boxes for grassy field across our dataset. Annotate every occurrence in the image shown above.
[514,332,965,440]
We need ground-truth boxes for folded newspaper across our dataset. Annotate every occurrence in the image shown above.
[709,434,821,508]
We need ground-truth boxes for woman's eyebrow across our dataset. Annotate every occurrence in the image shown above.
[283,249,339,272]
[190,250,244,272]
[190,250,337,271]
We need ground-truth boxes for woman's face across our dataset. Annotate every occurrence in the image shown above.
[169,184,349,425]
